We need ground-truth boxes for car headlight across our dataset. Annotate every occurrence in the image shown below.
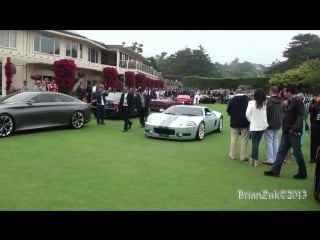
[179,121,196,127]
[146,116,153,122]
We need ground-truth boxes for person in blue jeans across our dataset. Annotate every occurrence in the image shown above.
[263,86,285,165]
[264,85,307,179]
[95,84,108,125]
[245,88,268,167]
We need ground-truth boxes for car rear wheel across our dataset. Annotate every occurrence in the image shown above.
[70,111,85,129]
[0,114,14,137]
[196,122,205,140]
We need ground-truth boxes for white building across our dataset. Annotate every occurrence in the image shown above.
[0,30,161,96]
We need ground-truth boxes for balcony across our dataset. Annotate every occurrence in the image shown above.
[119,60,162,79]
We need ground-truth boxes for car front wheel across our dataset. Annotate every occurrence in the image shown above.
[216,117,223,133]
[70,111,85,129]
[0,114,14,137]
[196,122,205,140]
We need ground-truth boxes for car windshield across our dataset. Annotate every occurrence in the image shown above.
[0,92,34,103]
[106,92,122,100]
[164,106,203,116]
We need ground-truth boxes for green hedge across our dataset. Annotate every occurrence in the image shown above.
[183,76,270,90]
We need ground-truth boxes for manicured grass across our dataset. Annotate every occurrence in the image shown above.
[0,103,319,210]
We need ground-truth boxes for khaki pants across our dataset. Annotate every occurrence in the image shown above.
[230,127,250,160]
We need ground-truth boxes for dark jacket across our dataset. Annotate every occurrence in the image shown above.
[95,90,108,106]
[282,97,304,134]
[134,93,150,111]
[76,85,86,100]
[119,92,134,111]
[266,95,284,130]
[310,101,320,128]
[227,94,250,128]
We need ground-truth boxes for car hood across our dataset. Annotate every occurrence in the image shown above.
[147,113,202,127]
[107,100,120,104]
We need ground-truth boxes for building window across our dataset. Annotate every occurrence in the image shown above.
[0,30,17,48]
[88,48,98,63]
[80,44,83,59]
[66,40,78,58]
[33,33,60,55]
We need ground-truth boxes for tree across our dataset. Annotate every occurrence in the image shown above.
[155,46,214,77]
[266,33,320,74]
[147,57,160,72]
[283,33,320,61]
[128,42,143,54]
[269,59,320,92]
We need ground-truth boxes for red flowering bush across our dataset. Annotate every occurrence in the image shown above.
[103,67,118,89]
[117,80,124,91]
[145,77,150,88]
[125,71,135,88]
[53,59,77,93]
[159,80,164,89]
[5,57,13,94]
[135,73,146,89]
[149,79,155,89]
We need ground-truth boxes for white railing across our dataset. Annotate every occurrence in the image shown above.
[119,60,162,78]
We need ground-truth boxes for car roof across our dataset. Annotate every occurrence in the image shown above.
[171,105,206,109]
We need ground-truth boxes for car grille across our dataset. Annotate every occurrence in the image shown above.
[153,127,175,135]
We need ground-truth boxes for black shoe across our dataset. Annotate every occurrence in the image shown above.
[128,122,133,129]
[264,170,279,177]
[101,123,105,125]
[293,174,307,179]
[310,159,316,163]
[123,129,128,132]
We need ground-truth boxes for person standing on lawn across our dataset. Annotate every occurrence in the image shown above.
[263,86,284,165]
[227,85,250,161]
[264,85,307,179]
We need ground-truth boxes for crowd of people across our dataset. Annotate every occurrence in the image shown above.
[227,84,320,180]
[20,78,320,176]
[21,78,59,92]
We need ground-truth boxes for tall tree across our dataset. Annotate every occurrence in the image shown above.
[266,33,320,74]
[283,33,320,61]
[269,59,320,93]
[128,42,144,54]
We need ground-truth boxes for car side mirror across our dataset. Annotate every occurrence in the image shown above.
[26,100,34,105]
[206,112,213,116]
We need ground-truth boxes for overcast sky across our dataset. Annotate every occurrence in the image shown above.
[74,30,320,66]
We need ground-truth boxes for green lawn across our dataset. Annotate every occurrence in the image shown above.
[1,103,319,210]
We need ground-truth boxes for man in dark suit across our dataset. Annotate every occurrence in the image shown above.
[134,87,150,127]
[95,84,108,125]
[118,86,134,132]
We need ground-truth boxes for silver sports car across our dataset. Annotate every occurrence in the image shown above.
[0,91,91,137]
[145,105,223,140]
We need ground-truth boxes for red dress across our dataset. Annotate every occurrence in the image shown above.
[49,83,58,92]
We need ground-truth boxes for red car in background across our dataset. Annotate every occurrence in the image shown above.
[91,92,138,118]
[176,95,193,105]
[149,97,182,112]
